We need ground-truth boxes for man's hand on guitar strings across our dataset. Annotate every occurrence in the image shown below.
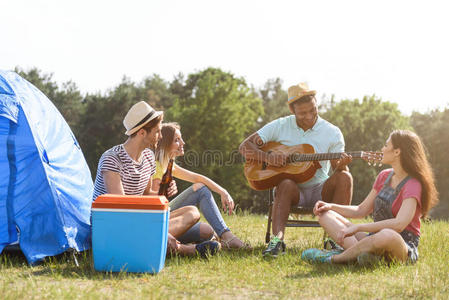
[266,152,288,167]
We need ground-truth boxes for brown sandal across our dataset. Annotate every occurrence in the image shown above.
[220,236,252,250]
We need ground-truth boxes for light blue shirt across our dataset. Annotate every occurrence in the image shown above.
[257,115,345,188]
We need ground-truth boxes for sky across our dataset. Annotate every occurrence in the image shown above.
[1,0,448,115]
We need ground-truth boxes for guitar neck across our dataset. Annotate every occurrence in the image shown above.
[289,151,363,162]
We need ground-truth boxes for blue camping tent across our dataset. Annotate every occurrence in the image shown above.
[0,70,93,264]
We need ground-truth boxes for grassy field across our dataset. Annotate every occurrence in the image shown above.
[1,213,448,299]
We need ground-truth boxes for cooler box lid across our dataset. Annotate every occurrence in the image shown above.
[92,194,169,211]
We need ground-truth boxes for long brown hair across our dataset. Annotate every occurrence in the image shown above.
[155,122,180,171]
[390,130,439,217]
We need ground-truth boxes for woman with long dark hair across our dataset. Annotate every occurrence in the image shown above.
[302,130,438,264]
[154,122,250,249]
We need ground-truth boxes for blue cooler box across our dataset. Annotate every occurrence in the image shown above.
[92,194,169,273]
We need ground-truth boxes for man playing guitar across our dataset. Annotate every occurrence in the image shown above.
[239,83,353,257]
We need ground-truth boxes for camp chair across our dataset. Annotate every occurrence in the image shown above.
[265,188,321,243]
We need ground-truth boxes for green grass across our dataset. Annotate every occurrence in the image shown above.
[1,214,448,299]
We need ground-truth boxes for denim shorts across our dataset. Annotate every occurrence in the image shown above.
[170,187,204,244]
[400,230,419,264]
[405,242,419,264]
[169,186,225,244]
[367,230,419,264]
[177,222,205,244]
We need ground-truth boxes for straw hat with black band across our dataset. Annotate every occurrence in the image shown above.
[123,101,163,136]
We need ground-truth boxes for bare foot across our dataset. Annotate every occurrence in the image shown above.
[177,244,196,256]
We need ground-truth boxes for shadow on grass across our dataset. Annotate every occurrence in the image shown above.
[1,249,150,280]
[1,246,261,280]
[286,254,400,279]
[285,263,373,279]
[1,248,28,266]
[4,245,376,280]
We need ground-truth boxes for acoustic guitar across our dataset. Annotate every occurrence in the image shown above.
[244,142,382,191]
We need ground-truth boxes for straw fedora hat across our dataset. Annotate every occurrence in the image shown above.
[123,101,163,136]
[287,83,316,105]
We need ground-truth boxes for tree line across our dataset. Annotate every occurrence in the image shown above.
[15,67,449,218]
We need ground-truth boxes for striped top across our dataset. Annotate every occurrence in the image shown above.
[92,144,156,201]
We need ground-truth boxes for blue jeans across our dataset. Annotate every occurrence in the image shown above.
[170,186,229,243]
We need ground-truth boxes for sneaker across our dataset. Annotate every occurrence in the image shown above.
[323,238,344,251]
[301,248,342,263]
[195,241,221,258]
[357,252,382,266]
[262,236,286,258]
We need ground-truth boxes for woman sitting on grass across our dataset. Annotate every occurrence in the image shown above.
[153,122,250,249]
[302,129,438,264]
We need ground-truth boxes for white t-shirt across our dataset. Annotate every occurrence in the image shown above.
[257,115,345,188]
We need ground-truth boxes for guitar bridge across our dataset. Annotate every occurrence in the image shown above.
[262,161,267,170]
[262,150,272,170]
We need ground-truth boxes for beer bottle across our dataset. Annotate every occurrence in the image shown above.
[158,159,174,198]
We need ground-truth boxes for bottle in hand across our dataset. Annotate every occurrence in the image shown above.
[158,159,174,198]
